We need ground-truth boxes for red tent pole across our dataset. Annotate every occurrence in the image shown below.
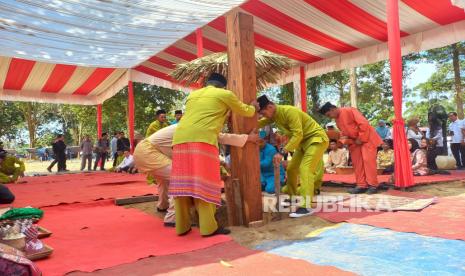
[387,0,414,188]
[128,81,135,153]
[300,66,307,112]
[97,104,102,138]
[196,28,204,58]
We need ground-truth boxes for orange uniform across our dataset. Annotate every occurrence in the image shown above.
[335,108,382,188]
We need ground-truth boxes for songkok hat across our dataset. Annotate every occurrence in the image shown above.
[156,109,166,116]
[257,95,272,111]
[319,102,336,115]
[174,110,182,115]
[206,73,227,87]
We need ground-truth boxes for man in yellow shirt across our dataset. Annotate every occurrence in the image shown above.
[257,95,328,218]
[134,124,258,227]
[170,73,257,237]
[0,151,25,184]
[146,109,170,137]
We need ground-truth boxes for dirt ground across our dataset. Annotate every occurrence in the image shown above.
[125,180,465,249]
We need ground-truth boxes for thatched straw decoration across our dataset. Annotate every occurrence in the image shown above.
[170,49,294,90]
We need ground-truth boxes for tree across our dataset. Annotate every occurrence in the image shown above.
[102,82,186,136]
[0,101,22,140]
[415,42,465,118]
[15,102,55,148]
[349,67,358,107]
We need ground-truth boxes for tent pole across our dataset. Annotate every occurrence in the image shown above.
[300,66,307,112]
[128,81,135,153]
[97,104,102,138]
[196,28,204,58]
[387,0,414,188]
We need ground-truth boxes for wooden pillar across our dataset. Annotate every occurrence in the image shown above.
[128,81,135,153]
[97,104,102,138]
[226,11,263,225]
[300,66,307,112]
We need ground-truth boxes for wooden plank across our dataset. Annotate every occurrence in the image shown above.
[226,11,263,225]
[232,179,244,226]
[224,176,238,226]
[114,195,158,206]
[274,164,282,220]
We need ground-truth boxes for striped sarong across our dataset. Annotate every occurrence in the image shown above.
[169,142,222,205]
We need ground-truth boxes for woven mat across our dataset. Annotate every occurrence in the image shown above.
[337,194,437,211]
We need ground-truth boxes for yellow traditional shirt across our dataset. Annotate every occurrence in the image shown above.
[259,105,328,152]
[146,120,170,137]
[172,85,255,147]
[0,155,25,182]
[377,149,394,169]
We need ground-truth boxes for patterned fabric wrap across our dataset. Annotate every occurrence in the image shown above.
[23,224,43,253]
[169,142,222,205]
[0,243,42,276]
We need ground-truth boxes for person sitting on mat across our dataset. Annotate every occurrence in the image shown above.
[0,150,25,184]
[409,138,429,176]
[325,140,348,174]
[377,139,394,174]
[259,131,285,194]
[115,151,135,173]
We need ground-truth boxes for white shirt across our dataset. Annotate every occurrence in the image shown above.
[407,128,423,145]
[426,127,444,147]
[147,124,249,159]
[449,119,464,143]
[117,155,135,169]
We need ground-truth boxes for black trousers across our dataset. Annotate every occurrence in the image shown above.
[450,143,465,168]
[57,154,66,171]
[94,152,108,170]
[48,159,58,170]
[427,147,441,171]
[0,184,15,204]
[112,152,119,167]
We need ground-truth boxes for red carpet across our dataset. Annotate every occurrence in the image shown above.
[69,241,355,276]
[323,170,465,186]
[36,200,231,276]
[1,173,156,207]
[317,194,465,241]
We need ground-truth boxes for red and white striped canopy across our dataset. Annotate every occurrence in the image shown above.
[1,0,465,105]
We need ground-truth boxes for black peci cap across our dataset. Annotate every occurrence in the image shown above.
[319,102,337,115]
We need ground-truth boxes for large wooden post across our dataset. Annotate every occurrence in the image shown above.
[226,11,263,225]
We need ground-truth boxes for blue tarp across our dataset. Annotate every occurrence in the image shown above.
[256,223,465,276]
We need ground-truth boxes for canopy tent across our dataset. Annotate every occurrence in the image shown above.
[0,0,464,105]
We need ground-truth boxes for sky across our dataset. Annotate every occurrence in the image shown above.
[406,62,436,89]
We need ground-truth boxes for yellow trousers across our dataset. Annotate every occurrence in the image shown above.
[174,197,217,236]
[284,140,328,208]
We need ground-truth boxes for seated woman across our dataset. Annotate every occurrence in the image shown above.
[409,138,430,176]
[259,132,285,194]
[325,140,348,174]
[115,151,135,173]
[377,139,394,174]
[0,151,25,184]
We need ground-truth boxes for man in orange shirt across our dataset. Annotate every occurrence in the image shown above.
[320,102,382,194]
